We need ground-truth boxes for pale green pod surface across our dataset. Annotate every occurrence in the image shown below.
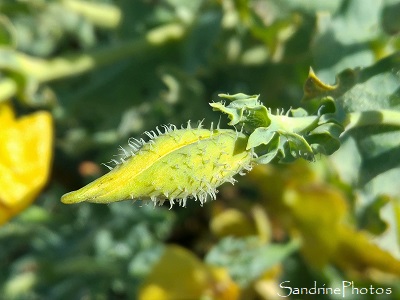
[61,127,253,207]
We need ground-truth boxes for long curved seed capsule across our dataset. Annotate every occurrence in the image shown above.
[61,127,253,206]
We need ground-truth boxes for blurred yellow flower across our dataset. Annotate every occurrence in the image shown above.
[139,245,239,300]
[247,163,400,278]
[0,102,53,225]
[210,205,271,244]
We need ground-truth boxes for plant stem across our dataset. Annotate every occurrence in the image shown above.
[28,23,184,82]
[0,78,17,103]
[345,110,400,130]
[0,23,185,102]
[61,0,122,29]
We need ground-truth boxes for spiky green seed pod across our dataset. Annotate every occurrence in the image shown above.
[61,124,253,207]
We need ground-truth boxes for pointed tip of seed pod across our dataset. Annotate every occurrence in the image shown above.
[61,190,85,204]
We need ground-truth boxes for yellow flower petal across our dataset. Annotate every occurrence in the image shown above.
[0,102,53,225]
[210,208,257,238]
[139,245,239,300]
[208,266,240,300]
[139,245,209,300]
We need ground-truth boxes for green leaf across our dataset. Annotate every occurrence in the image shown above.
[210,93,270,128]
[307,52,400,259]
[279,0,344,14]
[205,236,299,287]
[247,127,276,149]
[358,195,390,235]
[212,93,343,162]
[304,53,400,190]
[382,1,400,34]
[0,15,15,47]
[311,0,385,82]
[306,123,342,155]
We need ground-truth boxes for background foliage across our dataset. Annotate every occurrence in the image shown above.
[1,0,400,299]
